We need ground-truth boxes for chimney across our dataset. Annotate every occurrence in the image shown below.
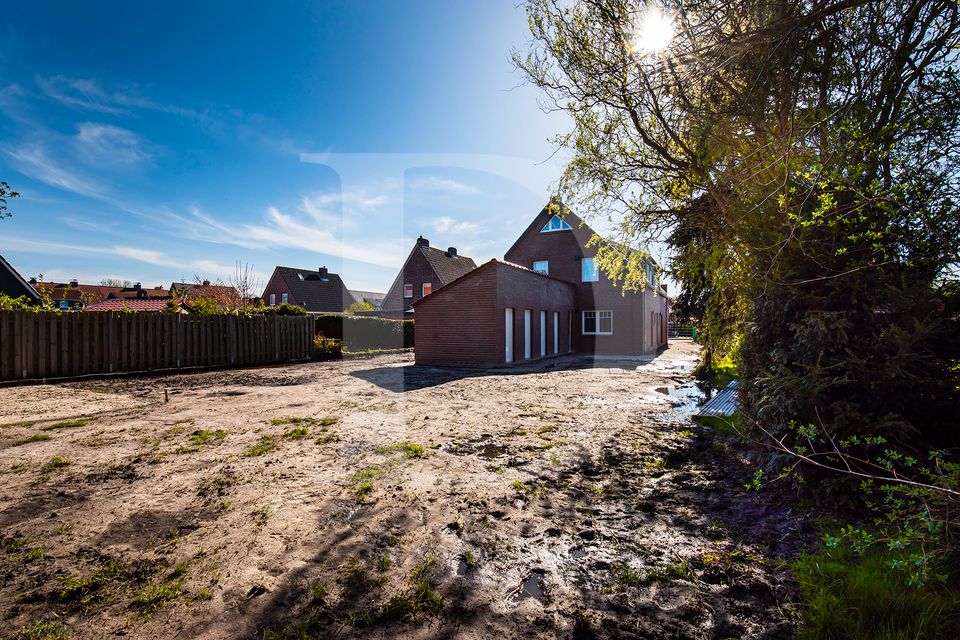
[661,283,667,294]
[133,282,141,290]
[447,246,457,257]
[28,277,37,285]
[69,279,79,288]
[319,266,329,280]
[417,236,429,248]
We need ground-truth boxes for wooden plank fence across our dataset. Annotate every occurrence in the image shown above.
[0,311,315,382]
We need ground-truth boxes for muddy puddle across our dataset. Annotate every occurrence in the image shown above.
[653,380,719,417]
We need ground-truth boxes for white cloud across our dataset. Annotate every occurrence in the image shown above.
[2,235,237,280]
[74,123,151,166]
[432,216,480,234]
[410,176,481,195]
[36,75,196,119]
[111,246,167,265]
[3,143,106,198]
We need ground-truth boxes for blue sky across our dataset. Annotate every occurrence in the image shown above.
[0,1,571,292]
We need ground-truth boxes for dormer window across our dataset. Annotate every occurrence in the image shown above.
[540,215,572,232]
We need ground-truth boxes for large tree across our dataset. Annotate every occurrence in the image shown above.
[516,0,960,445]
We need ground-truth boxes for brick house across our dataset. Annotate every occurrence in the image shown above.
[381,237,477,312]
[0,253,40,304]
[413,201,669,367]
[261,266,355,312]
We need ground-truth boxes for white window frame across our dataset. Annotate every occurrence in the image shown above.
[581,257,599,282]
[269,293,276,306]
[540,215,572,233]
[281,293,289,304]
[582,310,613,335]
[403,283,413,298]
[422,282,432,297]
[532,260,549,275]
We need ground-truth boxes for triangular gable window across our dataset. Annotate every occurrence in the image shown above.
[541,215,572,232]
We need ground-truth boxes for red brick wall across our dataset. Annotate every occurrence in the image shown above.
[505,210,668,356]
[495,265,576,365]
[261,271,296,307]
[413,265,499,367]
[382,246,438,311]
[414,262,576,368]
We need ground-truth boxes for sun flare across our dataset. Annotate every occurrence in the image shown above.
[631,8,675,54]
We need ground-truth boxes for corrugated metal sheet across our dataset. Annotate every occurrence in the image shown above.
[695,380,738,418]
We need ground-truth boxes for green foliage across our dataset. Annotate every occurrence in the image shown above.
[188,296,222,315]
[793,546,960,639]
[375,441,428,459]
[41,419,90,431]
[0,293,37,310]
[130,578,182,615]
[0,179,20,220]
[243,435,279,457]
[12,433,51,446]
[347,301,375,313]
[11,621,71,640]
[258,303,307,316]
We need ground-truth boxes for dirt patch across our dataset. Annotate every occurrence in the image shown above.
[0,342,801,639]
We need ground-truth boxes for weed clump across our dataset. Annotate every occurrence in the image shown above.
[13,434,51,446]
[243,435,279,457]
[375,441,428,459]
[41,419,91,431]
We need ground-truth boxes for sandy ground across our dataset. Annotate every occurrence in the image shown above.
[0,341,801,639]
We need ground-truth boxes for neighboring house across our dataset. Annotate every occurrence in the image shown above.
[261,266,355,312]
[170,281,241,305]
[30,279,122,310]
[85,298,187,313]
[348,290,386,310]
[381,237,477,312]
[413,200,670,367]
[107,284,169,300]
[0,253,41,304]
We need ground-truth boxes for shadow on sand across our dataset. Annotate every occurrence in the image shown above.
[350,351,671,393]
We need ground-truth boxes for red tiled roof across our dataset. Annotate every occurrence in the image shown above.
[85,298,176,312]
[33,283,122,303]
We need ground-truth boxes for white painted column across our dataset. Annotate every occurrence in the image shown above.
[523,310,531,360]
[505,308,514,363]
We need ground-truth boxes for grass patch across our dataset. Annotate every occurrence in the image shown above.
[188,429,227,445]
[1,420,36,429]
[351,463,394,502]
[695,413,741,436]
[283,427,310,440]
[2,534,28,553]
[793,547,960,640]
[40,419,91,431]
[57,558,129,612]
[13,433,51,446]
[41,456,70,474]
[643,458,666,473]
[375,441,427,459]
[243,435,279,457]
[611,559,692,591]
[131,578,182,616]
[11,621,71,640]
[252,506,270,528]
[379,580,444,620]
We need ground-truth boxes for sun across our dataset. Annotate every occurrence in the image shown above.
[630,8,675,55]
